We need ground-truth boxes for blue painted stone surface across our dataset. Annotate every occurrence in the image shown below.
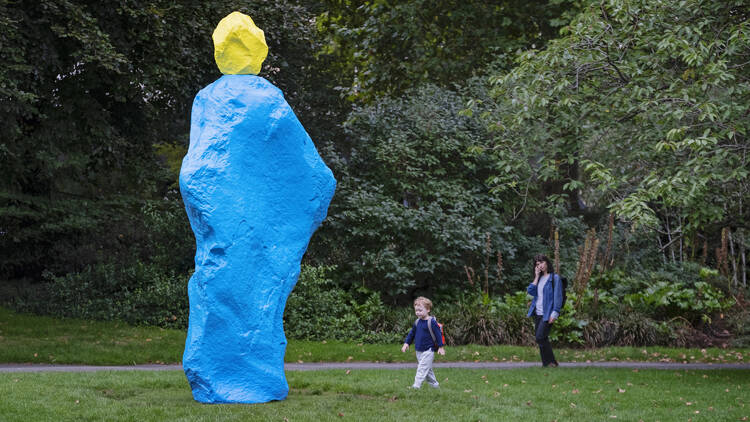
[179,74,336,404]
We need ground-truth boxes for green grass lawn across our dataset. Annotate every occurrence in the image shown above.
[2,307,748,366]
[1,367,748,421]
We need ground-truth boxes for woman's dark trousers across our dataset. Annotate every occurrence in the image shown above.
[533,314,557,366]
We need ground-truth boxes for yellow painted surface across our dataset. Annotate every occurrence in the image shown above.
[212,12,268,75]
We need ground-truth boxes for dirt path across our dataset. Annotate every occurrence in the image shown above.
[1,361,748,373]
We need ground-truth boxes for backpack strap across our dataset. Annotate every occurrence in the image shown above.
[415,317,439,348]
[549,272,554,290]
[427,316,438,347]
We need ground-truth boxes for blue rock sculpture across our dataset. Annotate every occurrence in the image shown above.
[179,73,335,403]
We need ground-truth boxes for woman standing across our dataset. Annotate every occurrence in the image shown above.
[526,254,563,367]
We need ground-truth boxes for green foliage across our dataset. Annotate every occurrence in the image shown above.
[30,262,189,329]
[317,83,543,297]
[479,0,749,237]
[284,265,397,343]
[0,0,332,282]
[317,0,586,102]
[623,281,732,323]
[548,299,587,345]
[588,264,735,324]
[0,192,148,280]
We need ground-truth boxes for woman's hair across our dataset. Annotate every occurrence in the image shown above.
[414,296,432,310]
[533,254,553,275]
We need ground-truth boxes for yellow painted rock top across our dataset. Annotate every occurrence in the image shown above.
[212,12,268,75]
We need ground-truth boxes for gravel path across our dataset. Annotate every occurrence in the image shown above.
[1,361,748,373]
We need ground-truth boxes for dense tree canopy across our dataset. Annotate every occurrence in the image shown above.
[1,0,747,318]
[0,0,326,279]
[475,0,749,264]
[317,0,585,102]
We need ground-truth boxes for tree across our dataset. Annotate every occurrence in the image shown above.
[475,0,749,265]
[312,83,542,299]
[317,0,585,103]
[0,0,328,280]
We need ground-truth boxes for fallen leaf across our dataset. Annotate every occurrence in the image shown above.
[572,389,579,394]
[526,401,532,406]
[345,370,350,375]
[338,412,344,417]
[570,403,577,408]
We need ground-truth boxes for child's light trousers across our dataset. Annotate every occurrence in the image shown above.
[413,350,439,388]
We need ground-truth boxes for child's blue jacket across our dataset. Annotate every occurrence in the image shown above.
[526,273,563,322]
[404,317,444,352]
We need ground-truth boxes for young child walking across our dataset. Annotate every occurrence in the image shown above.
[401,296,445,389]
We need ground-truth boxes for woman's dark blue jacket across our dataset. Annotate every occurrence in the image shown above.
[526,273,564,322]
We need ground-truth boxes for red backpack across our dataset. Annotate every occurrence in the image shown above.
[414,316,445,347]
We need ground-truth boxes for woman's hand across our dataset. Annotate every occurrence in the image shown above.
[533,262,542,282]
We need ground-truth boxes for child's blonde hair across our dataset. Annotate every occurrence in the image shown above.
[413,296,432,311]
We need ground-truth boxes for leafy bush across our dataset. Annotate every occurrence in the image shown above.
[284,265,399,343]
[437,295,504,346]
[548,299,587,345]
[37,262,189,328]
[623,281,733,324]
[316,83,537,299]
[590,265,735,324]
[494,291,536,346]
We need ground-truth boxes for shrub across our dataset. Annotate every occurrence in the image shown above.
[494,291,536,346]
[39,262,189,328]
[548,300,587,346]
[284,265,400,343]
[439,297,504,346]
